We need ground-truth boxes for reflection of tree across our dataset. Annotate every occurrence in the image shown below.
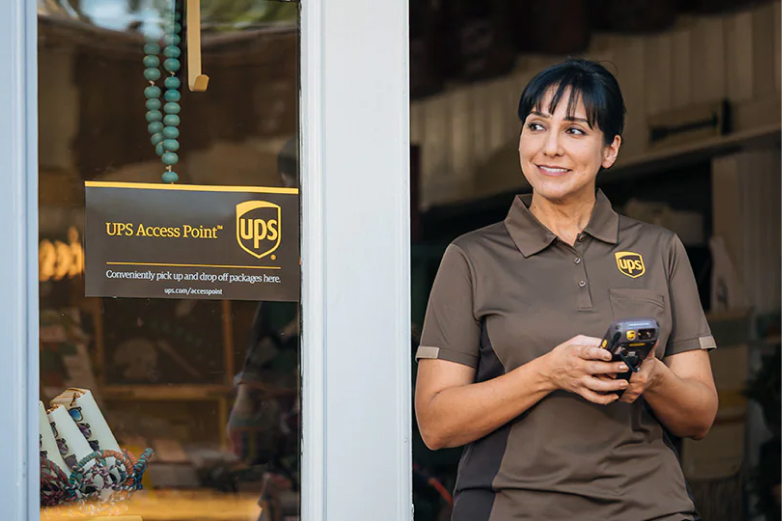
[201,0,297,27]
[149,0,299,27]
[38,0,297,30]
[37,0,83,19]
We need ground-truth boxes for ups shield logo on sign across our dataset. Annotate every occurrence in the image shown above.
[615,251,645,278]
[236,201,281,260]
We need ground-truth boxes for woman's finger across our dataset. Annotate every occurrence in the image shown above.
[584,376,628,393]
[578,345,612,362]
[588,361,628,375]
[619,388,642,403]
[580,388,620,405]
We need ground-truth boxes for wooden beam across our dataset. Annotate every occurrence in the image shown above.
[186,0,209,91]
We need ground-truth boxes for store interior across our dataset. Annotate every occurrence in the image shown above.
[409,1,781,521]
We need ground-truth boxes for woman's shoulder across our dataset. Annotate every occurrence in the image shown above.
[449,221,514,258]
[617,214,678,246]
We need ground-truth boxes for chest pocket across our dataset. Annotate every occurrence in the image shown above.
[608,288,670,359]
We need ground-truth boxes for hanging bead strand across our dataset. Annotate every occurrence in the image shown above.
[161,17,182,183]
[144,33,164,160]
[143,8,182,184]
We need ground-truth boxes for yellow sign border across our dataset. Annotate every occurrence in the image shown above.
[85,180,299,195]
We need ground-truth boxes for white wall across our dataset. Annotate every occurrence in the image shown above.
[713,149,782,314]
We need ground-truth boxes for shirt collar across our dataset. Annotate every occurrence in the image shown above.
[504,189,619,258]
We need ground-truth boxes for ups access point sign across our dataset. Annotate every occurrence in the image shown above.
[84,181,300,301]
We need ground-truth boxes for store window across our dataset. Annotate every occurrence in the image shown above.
[37,1,301,519]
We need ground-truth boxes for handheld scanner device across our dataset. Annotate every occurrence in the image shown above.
[601,317,660,381]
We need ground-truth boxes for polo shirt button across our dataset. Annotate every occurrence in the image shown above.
[578,280,586,288]
[574,257,582,264]
[577,233,585,242]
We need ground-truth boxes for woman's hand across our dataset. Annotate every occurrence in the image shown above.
[541,335,630,404]
[618,346,663,404]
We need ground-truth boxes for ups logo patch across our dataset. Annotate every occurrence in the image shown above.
[615,251,645,278]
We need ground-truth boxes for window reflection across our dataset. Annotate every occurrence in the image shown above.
[38,0,297,31]
[38,2,301,519]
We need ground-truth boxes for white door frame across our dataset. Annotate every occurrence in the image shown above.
[0,0,39,518]
[301,1,411,519]
[1,0,411,519]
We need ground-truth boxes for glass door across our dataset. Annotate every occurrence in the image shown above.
[36,2,301,519]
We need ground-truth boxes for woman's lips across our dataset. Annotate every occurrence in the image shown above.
[537,164,571,176]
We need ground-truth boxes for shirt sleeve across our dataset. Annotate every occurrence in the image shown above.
[665,233,717,357]
[416,244,481,368]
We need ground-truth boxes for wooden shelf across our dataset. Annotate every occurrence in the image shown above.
[467,122,781,213]
[41,490,261,521]
[604,123,782,183]
[237,381,298,396]
[102,385,232,401]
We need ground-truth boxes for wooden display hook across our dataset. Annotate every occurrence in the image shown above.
[186,0,209,91]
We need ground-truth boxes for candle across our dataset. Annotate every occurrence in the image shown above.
[39,401,70,477]
[51,388,121,454]
[51,388,124,495]
[47,404,94,472]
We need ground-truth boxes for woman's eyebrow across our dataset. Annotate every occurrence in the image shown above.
[529,111,550,118]
[531,110,589,125]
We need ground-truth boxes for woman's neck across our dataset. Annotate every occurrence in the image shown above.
[528,190,596,246]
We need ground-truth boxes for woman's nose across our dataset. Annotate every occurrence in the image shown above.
[543,130,563,157]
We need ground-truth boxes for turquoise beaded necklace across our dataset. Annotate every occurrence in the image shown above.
[144,9,183,184]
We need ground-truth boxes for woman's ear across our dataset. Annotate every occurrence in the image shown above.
[601,135,622,169]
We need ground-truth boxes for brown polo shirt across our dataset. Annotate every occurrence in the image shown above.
[417,190,716,521]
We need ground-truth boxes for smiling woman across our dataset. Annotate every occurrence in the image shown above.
[414,58,718,521]
[516,59,624,222]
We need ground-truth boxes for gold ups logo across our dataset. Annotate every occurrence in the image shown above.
[236,201,281,260]
[615,251,645,278]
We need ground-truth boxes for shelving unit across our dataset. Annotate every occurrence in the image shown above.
[85,299,239,450]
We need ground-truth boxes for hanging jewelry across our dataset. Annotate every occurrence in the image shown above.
[144,9,182,184]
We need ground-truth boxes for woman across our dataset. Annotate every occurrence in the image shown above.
[414,58,718,521]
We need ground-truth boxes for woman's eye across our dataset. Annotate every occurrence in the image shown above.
[527,123,544,131]
[567,127,586,136]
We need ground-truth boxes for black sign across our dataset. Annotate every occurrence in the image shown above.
[85,182,300,301]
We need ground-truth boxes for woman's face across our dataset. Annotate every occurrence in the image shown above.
[518,87,621,203]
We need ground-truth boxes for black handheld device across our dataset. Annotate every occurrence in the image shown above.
[601,317,660,381]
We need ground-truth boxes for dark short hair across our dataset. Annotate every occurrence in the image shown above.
[517,58,625,145]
